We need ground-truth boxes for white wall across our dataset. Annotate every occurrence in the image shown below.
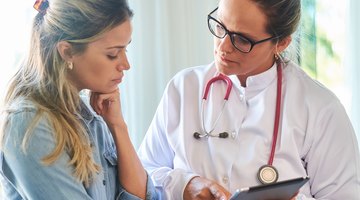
[124,0,218,147]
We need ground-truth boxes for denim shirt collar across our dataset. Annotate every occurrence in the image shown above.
[76,100,95,124]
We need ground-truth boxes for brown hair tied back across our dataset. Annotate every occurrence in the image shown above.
[253,0,301,40]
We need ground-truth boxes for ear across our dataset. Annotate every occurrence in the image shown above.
[57,41,74,62]
[275,36,292,54]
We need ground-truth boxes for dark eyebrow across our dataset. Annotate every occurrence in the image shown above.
[106,39,132,49]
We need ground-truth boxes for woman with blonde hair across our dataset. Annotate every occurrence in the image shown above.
[0,0,157,199]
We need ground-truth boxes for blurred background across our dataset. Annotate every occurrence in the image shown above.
[0,0,359,149]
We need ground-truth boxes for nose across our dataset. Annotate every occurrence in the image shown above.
[217,34,234,53]
[116,51,130,71]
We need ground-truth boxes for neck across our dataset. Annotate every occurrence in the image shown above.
[67,73,83,92]
[237,59,277,87]
[238,75,247,87]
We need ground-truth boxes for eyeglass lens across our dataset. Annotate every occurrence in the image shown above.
[208,17,253,53]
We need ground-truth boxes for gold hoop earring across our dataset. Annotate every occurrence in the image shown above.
[68,62,73,70]
[274,53,280,60]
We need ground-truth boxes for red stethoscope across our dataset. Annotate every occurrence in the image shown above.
[193,60,283,185]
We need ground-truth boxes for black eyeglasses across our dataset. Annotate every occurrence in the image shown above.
[207,7,279,53]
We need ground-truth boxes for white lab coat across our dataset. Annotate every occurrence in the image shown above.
[138,61,360,199]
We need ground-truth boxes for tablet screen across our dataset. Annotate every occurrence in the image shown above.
[230,176,309,200]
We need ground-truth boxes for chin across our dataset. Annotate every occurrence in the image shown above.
[215,60,248,76]
[215,61,234,76]
[104,87,118,94]
[90,86,117,94]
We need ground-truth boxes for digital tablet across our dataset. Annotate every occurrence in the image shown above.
[230,176,309,200]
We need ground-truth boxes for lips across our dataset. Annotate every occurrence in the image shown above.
[112,75,123,84]
[217,55,236,66]
[220,56,235,63]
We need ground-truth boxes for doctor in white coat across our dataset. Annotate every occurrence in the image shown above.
[138,0,360,199]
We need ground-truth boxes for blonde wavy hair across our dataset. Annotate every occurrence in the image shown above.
[0,0,133,186]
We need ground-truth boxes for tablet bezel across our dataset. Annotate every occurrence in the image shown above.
[230,176,309,200]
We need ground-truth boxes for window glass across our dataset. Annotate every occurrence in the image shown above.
[300,0,349,107]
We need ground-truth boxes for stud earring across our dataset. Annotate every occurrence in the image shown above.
[68,62,73,70]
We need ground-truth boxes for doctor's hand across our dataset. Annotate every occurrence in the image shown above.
[184,176,231,200]
[90,89,126,129]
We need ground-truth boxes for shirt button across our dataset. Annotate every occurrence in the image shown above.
[240,94,246,101]
[222,176,229,184]
[231,131,236,139]
[103,180,106,185]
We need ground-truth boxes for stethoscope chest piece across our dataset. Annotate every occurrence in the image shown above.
[257,164,279,184]
[195,61,284,184]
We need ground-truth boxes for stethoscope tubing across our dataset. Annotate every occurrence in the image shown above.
[269,62,282,166]
[198,60,283,167]
[195,60,284,184]
[202,74,233,100]
[201,98,227,136]
[200,74,233,137]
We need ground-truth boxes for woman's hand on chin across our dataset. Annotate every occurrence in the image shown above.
[90,88,127,130]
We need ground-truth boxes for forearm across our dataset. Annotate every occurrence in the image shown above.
[110,125,147,199]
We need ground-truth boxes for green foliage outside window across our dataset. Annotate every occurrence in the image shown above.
[299,0,345,91]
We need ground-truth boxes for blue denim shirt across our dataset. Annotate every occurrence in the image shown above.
[0,98,158,200]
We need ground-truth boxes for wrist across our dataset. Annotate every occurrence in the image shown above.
[108,122,128,136]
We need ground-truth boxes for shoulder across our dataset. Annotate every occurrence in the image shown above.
[4,97,37,115]
[167,62,216,90]
[283,61,340,106]
[2,98,54,150]
[3,98,46,130]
